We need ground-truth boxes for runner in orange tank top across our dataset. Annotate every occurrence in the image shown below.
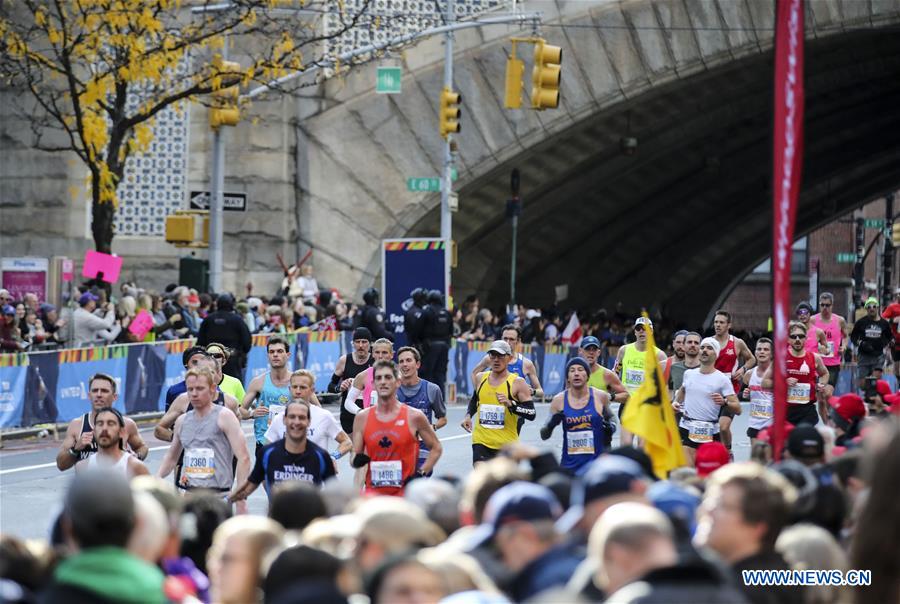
[351,359,442,496]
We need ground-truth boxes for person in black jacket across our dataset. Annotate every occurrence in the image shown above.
[403,288,427,353]
[356,288,394,342]
[197,293,252,380]
[421,290,452,390]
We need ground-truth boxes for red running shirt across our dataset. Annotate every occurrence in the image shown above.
[363,404,418,496]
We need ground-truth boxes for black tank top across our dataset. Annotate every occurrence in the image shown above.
[341,353,372,403]
[79,412,125,460]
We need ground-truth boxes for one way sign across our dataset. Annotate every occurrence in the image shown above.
[189,190,247,212]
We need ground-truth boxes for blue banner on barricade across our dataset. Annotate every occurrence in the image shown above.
[24,351,59,426]
[0,363,28,427]
[55,347,129,422]
[124,344,167,414]
[305,332,343,392]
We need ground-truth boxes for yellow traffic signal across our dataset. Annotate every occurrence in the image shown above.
[165,215,194,245]
[504,55,524,109]
[892,222,900,246]
[209,55,242,129]
[439,87,461,139]
[531,39,562,110]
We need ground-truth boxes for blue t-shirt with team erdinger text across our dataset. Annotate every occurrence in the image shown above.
[250,439,335,495]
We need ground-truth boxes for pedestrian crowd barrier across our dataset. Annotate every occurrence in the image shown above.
[0,334,862,429]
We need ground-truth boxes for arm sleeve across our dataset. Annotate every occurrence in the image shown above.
[540,411,564,440]
[509,399,536,420]
[328,373,342,393]
[344,386,363,414]
[466,390,478,417]
[429,383,446,418]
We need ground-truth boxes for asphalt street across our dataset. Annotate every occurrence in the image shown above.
[0,403,753,540]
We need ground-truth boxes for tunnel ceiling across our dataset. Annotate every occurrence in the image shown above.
[409,27,900,324]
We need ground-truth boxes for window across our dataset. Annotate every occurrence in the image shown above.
[753,237,808,275]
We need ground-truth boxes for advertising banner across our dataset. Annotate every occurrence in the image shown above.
[382,239,447,348]
[1,257,49,302]
[0,364,27,428]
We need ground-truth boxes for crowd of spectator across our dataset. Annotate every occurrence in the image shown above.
[2,418,899,603]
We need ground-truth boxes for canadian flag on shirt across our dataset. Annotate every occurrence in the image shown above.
[562,313,582,346]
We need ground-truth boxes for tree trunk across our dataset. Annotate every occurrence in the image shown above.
[90,170,115,254]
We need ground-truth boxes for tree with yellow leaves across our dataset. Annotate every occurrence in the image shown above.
[0,0,394,253]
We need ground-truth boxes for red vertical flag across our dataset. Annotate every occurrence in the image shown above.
[771,0,805,460]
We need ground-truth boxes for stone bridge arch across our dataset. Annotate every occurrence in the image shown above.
[296,0,900,323]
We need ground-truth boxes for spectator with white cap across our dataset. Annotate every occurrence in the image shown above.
[71,291,116,348]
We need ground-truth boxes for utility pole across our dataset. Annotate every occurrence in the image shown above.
[208,42,228,293]
[884,192,895,307]
[440,0,455,306]
[507,168,521,307]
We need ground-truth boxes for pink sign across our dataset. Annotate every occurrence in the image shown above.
[82,250,123,284]
[128,310,155,340]
[1,258,48,302]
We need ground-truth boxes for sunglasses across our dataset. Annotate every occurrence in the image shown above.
[789,334,805,340]
[819,303,832,307]
[634,325,645,332]
[210,353,225,360]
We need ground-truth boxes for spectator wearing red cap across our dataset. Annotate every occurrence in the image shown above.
[827,394,866,447]
[695,442,729,478]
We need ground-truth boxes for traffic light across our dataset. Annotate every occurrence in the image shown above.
[892,222,900,246]
[165,211,209,247]
[531,39,562,110]
[439,87,461,139]
[504,55,524,109]
[209,55,242,128]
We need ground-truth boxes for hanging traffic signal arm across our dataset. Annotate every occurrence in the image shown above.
[439,87,462,140]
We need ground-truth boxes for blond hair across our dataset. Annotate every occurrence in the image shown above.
[185,367,217,389]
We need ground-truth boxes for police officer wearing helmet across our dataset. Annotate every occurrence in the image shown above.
[422,289,452,391]
[197,293,252,380]
[404,288,428,354]
[357,288,394,342]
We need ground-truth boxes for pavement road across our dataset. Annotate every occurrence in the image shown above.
[0,403,753,540]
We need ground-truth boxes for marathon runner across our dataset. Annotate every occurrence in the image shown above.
[264,369,350,461]
[614,317,667,446]
[329,327,373,435]
[850,297,892,378]
[812,292,849,386]
[462,340,536,464]
[56,373,148,471]
[205,343,246,401]
[164,346,210,411]
[795,301,828,356]
[230,400,337,503]
[157,367,251,502]
[579,335,626,446]
[762,321,830,425]
[470,324,544,433]
[343,338,395,416]
[74,407,149,479]
[540,357,610,475]
[240,336,292,457]
[664,330,688,385]
[742,337,774,445]
[711,310,755,457]
[673,337,740,467]
[881,288,900,380]
[396,346,446,474]
[351,360,442,495]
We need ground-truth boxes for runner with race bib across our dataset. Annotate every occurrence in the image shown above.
[674,337,740,467]
[742,337,774,445]
[540,357,610,475]
[762,321,831,426]
[462,340,536,464]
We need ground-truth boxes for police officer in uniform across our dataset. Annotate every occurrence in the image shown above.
[357,288,394,342]
[404,288,428,353]
[422,289,452,392]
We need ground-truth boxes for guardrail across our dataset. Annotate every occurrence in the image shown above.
[0,334,865,430]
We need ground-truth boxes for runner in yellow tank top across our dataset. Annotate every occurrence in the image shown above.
[461,340,535,464]
[613,317,667,446]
